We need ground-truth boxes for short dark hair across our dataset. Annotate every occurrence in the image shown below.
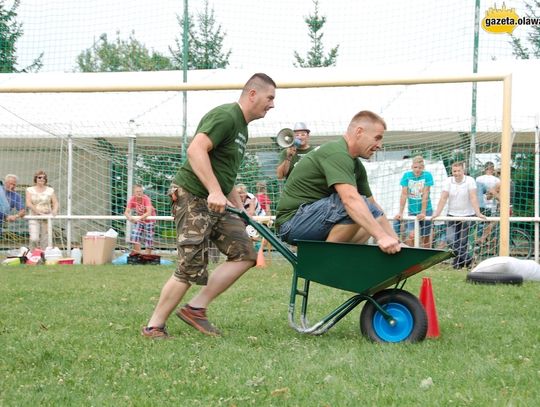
[349,110,387,131]
[243,73,276,93]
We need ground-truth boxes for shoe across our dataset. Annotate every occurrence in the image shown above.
[176,304,221,337]
[141,325,169,339]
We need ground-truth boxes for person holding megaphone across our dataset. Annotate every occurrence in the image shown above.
[276,122,316,180]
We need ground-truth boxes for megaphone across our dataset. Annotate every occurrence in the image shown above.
[276,128,302,148]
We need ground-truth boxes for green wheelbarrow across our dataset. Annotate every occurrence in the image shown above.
[228,207,453,343]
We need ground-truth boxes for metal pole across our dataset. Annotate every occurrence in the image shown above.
[469,0,480,173]
[534,116,539,262]
[67,134,73,254]
[126,125,136,244]
[182,0,189,163]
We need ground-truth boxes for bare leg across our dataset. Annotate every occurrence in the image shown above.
[147,277,190,327]
[133,242,142,253]
[189,260,255,309]
[326,224,361,243]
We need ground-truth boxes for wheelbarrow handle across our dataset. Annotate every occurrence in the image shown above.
[225,206,250,221]
[226,206,297,266]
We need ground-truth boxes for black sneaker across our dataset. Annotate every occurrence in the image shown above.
[176,305,221,337]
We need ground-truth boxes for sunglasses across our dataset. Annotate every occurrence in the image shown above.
[36,176,47,180]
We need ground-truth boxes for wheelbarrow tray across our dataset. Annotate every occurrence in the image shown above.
[295,240,452,295]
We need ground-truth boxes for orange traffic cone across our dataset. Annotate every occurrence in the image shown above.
[256,239,266,268]
[419,277,440,338]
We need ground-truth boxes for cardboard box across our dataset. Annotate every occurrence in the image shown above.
[83,236,117,265]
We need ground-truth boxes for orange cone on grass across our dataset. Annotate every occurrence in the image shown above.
[256,239,266,268]
[419,277,440,338]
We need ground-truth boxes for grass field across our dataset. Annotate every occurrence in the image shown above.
[1,261,539,406]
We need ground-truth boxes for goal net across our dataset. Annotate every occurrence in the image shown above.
[1,69,535,264]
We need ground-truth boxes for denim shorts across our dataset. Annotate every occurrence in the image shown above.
[404,209,433,237]
[278,193,384,245]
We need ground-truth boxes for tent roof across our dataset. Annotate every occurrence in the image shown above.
[0,60,538,141]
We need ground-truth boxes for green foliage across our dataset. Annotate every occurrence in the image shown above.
[509,0,540,59]
[293,0,339,67]
[0,0,43,73]
[170,0,231,70]
[510,149,535,217]
[236,151,263,193]
[76,31,174,72]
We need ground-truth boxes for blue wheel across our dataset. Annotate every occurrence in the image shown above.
[360,289,427,343]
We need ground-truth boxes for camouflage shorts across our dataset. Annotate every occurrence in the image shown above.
[170,184,257,285]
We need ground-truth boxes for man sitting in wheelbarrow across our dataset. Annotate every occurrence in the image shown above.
[276,110,401,255]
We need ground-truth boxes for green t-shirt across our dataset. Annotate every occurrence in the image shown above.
[174,103,248,198]
[278,145,317,178]
[276,138,372,227]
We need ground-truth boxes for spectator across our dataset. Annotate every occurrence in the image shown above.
[142,73,276,338]
[0,174,26,236]
[236,184,265,217]
[124,184,156,254]
[276,110,401,255]
[255,181,272,215]
[276,122,316,180]
[475,161,500,248]
[432,162,486,269]
[236,184,265,244]
[394,156,434,248]
[25,170,59,249]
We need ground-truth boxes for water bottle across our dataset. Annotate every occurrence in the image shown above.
[71,247,82,264]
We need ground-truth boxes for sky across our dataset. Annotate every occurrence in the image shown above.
[10,0,532,73]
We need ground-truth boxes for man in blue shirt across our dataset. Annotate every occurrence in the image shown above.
[394,156,434,248]
[0,174,25,236]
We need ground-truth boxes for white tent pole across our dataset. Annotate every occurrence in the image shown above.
[126,125,136,245]
[67,134,73,254]
[534,116,539,262]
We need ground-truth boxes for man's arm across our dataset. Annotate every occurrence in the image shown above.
[432,191,449,219]
[417,186,430,220]
[276,147,298,180]
[395,186,408,219]
[469,189,487,219]
[187,133,229,212]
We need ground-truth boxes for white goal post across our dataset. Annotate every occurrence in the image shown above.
[0,71,514,255]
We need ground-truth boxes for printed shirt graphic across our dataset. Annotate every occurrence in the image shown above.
[400,171,434,214]
[174,103,248,197]
[127,195,156,223]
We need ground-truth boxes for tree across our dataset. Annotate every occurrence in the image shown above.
[0,0,43,73]
[76,31,173,72]
[509,1,540,59]
[293,0,339,67]
[170,0,231,69]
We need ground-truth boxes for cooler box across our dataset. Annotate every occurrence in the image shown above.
[83,236,117,265]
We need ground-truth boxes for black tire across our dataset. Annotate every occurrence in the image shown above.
[360,289,427,343]
[509,228,532,259]
[466,271,523,285]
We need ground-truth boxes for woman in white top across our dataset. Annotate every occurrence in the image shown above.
[26,170,59,249]
[432,162,486,269]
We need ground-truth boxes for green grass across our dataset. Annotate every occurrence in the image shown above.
[1,262,539,406]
